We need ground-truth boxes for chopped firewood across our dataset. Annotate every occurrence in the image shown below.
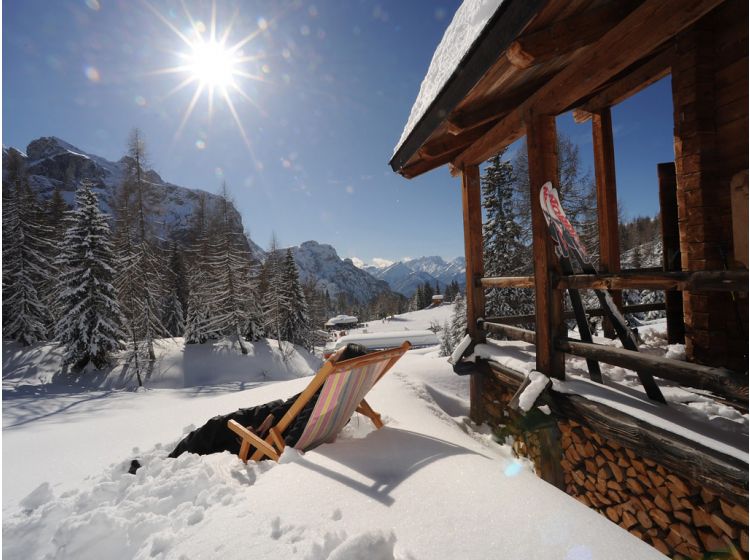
[594,491,612,506]
[596,478,608,494]
[699,529,726,552]
[584,459,597,474]
[720,500,749,525]
[646,470,665,488]
[595,455,606,468]
[565,446,581,464]
[665,526,683,548]
[679,498,693,510]
[653,494,671,512]
[670,494,684,511]
[582,441,595,458]
[606,490,621,504]
[606,506,620,523]
[740,530,748,552]
[640,497,655,511]
[643,458,656,467]
[608,462,623,482]
[583,479,596,493]
[674,541,699,559]
[655,464,667,476]
[625,467,637,478]
[720,536,743,560]
[666,474,690,496]
[650,537,669,555]
[601,447,615,462]
[559,422,572,434]
[630,529,643,539]
[674,523,700,548]
[624,448,637,460]
[630,459,645,473]
[607,480,622,491]
[621,511,638,530]
[591,432,603,446]
[571,469,585,486]
[571,429,583,444]
[608,439,622,451]
[636,509,653,529]
[576,494,592,507]
[561,458,573,472]
[674,511,691,524]
[691,507,712,528]
[710,514,737,539]
[649,508,671,530]
[617,456,630,468]
[625,478,644,495]
[700,488,716,504]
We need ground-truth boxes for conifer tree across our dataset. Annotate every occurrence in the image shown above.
[278,248,312,349]
[55,183,124,369]
[184,193,213,344]
[260,236,287,344]
[2,153,54,345]
[439,294,467,356]
[163,243,186,337]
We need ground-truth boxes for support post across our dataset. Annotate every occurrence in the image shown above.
[461,165,486,422]
[526,111,565,379]
[592,108,623,338]
[658,162,685,344]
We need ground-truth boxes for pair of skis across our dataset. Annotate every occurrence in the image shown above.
[539,182,666,403]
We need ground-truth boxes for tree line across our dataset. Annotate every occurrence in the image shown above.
[2,130,317,379]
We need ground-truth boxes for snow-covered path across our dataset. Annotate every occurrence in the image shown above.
[3,340,665,559]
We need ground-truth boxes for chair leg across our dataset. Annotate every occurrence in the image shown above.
[356,399,384,429]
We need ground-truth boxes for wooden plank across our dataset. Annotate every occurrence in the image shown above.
[420,123,495,158]
[481,276,535,288]
[576,47,674,117]
[356,399,384,429]
[480,320,537,344]
[461,165,486,422]
[454,0,724,168]
[506,1,636,69]
[526,111,565,379]
[658,162,686,344]
[592,107,623,338]
[556,339,748,401]
[227,420,280,462]
[556,270,749,292]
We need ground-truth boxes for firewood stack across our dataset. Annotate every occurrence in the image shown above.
[558,419,748,559]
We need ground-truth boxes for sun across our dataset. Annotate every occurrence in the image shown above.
[146,0,270,151]
[187,39,238,88]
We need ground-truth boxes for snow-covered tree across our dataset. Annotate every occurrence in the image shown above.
[481,150,534,319]
[184,193,214,344]
[2,153,54,345]
[278,248,312,349]
[162,242,186,337]
[439,294,467,356]
[260,236,287,343]
[55,183,124,369]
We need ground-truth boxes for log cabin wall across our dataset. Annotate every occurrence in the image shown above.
[477,369,749,559]
[671,0,749,371]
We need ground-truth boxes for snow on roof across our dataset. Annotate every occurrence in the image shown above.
[329,330,439,352]
[325,314,359,327]
[393,0,505,155]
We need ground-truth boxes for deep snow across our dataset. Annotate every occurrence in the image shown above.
[2,313,667,559]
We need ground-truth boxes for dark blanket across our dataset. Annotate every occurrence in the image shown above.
[167,343,369,460]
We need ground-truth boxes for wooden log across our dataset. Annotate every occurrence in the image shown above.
[720,500,749,525]
[710,514,737,539]
[556,269,749,292]
[608,461,624,483]
[650,508,671,530]
[636,509,654,529]
[653,494,671,512]
[658,162,686,344]
[741,530,748,553]
[605,506,621,523]
[480,320,537,344]
[480,276,536,289]
[692,508,713,528]
[555,338,748,401]
[626,479,645,495]
[505,1,635,69]
[621,510,638,529]
[650,537,670,556]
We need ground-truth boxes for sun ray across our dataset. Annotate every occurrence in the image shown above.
[174,82,205,142]
[221,87,252,152]
[142,0,194,49]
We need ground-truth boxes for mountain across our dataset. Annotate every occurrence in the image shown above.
[364,256,466,297]
[291,241,392,304]
[3,136,392,305]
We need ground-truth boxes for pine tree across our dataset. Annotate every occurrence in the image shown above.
[2,153,54,345]
[184,193,213,344]
[260,236,287,344]
[481,150,534,319]
[162,242,187,337]
[55,183,124,369]
[440,294,467,356]
[278,248,312,348]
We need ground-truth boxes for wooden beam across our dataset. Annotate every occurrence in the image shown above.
[592,107,623,338]
[658,162,685,344]
[506,1,636,69]
[454,0,723,168]
[481,275,535,289]
[461,165,486,423]
[526,111,565,379]
[480,320,537,344]
[575,47,673,120]
[556,339,748,402]
[556,270,749,292]
[420,123,494,159]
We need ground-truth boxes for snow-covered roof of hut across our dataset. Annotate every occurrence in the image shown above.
[325,314,359,327]
[392,0,505,155]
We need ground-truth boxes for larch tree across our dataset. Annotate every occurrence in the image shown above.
[184,193,213,344]
[163,241,187,337]
[55,182,125,370]
[2,151,54,345]
[278,248,312,349]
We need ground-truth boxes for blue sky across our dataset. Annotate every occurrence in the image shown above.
[3,0,675,265]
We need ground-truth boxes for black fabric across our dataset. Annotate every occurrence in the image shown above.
[167,343,370,460]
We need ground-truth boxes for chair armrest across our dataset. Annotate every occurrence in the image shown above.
[227,419,280,462]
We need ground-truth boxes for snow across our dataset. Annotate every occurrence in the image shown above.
[518,371,550,412]
[326,330,438,355]
[469,319,749,463]
[3,310,667,559]
[394,0,505,155]
[325,314,358,327]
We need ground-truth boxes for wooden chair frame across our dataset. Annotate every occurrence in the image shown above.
[228,341,411,463]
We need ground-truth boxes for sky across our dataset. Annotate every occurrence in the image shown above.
[3,0,676,265]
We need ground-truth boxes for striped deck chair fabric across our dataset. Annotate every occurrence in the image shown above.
[228,342,410,463]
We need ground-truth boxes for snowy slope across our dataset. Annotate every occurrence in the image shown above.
[365,256,466,297]
[2,336,664,559]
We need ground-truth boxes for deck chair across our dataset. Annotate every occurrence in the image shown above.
[227,341,411,462]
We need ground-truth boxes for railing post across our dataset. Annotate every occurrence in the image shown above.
[658,162,685,344]
[526,110,565,380]
[592,108,623,338]
[461,164,486,422]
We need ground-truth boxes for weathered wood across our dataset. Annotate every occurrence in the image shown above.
[483,302,666,326]
[461,165,486,423]
[454,0,724,168]
[556,270,749,292]
[505,1,636,69]
[658,162,685,344]
[730,170,748,268]
[480,276,535,289]
[556,338,748,401]
[576,47,673,117]
[480,320,537,344]
[592,107,623,338]
[420,123,495,158]
[526,111,565,379]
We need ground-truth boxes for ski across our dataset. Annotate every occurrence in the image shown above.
[540,182,666,403]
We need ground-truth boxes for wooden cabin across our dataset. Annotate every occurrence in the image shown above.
[391,0,748,557]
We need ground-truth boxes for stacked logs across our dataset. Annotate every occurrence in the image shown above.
[559,419,748,559]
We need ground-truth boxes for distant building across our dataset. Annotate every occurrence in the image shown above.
[324,314,359,330]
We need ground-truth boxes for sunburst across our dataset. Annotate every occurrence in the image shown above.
[145,0,271,151]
